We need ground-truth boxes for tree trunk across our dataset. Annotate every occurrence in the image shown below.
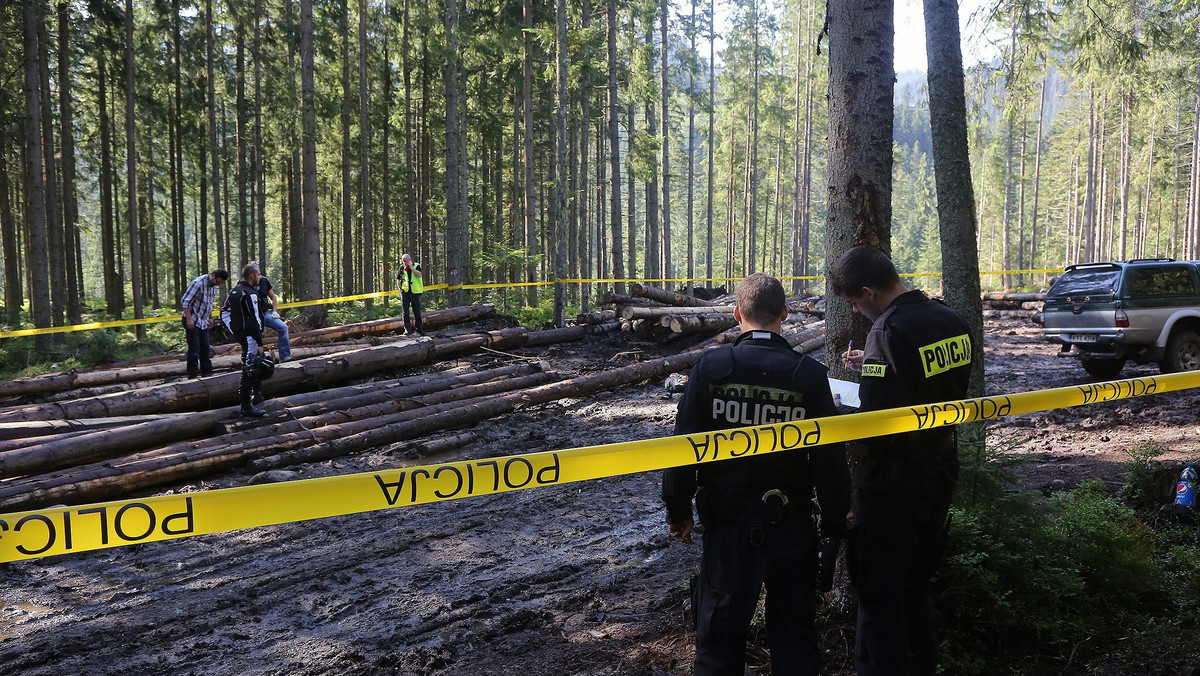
[340,1,354,296]
[824,0,893,380]
[924,0,983,398]
[747,0,759,274]
[37,11,65,329]
[660,0,673,284]
[98,42,122,318]
[359,0,373,316]
[705,0,715,286]
[552,0,569,326]
[1029,75,1046,274]
[523,0,538,306]
[620,304,734,319]
[1083,87,1098,261]
[686,0,697,293]
[0,124,20,327]
[206,0,225,279]
[22,0,52,351]
[236,24,249,266]
[301,0,326,326]
[667,313,738,334]
[57,2,81,323]
[607,0,626,295]
[254,0,267,268]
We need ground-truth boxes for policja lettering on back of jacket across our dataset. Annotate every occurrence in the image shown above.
[709,382,808,426]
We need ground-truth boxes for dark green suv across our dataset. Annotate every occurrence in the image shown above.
[1038,258,1200,379]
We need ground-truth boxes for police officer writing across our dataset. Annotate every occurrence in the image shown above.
[226,263,275,417]
[663,273,850,676]
[830,246,973,676]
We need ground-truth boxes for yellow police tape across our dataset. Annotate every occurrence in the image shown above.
[0,269,1067,339]
[2,369,1195,563]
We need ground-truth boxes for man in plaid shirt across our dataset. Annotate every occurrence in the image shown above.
[180,269,230,378]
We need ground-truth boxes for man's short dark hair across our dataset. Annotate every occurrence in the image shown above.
[211,270,230,281]
[736,273,787,326]
[828,246,901,297]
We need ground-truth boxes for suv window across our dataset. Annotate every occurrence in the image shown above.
[1048,269,1120,298]
[1125,266,1196,298]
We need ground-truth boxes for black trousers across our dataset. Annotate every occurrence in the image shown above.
[693,496,818,676]
[402,291,423,331]
[848,486,953,676]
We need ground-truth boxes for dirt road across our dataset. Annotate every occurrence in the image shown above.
[1,315,1197,675]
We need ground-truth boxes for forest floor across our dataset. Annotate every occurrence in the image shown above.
[1,313,1198,675]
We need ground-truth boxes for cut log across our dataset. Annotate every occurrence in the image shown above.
[620,304,736,320]
[629,283,718,307]
[388,432,478,459]
[289,303,497,345]
[601,292,665,306]
[667,314,739,334]
[0,408,234,479]
[576,310,617,324]
[981,292,1045,302]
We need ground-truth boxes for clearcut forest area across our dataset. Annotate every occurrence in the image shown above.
[1,302,1199,676]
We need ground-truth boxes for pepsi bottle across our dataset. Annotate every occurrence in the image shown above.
[1176,463,1197,509]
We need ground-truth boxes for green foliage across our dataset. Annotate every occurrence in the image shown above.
[513,297,559,327]
[1120,443,1168,507]
[937,443,1200,673]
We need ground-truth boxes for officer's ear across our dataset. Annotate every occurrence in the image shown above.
[778,305,789,323]
[733,306,743,324]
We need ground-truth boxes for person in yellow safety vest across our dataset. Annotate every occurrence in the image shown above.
[396,253,425,336]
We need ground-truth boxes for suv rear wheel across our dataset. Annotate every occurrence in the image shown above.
[1081,357,1125,380]
[1160,330,1200,373]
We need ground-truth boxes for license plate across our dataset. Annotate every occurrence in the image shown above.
[1069,333,1098,343]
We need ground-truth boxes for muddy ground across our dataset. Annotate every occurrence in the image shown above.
[1,314,1198,675]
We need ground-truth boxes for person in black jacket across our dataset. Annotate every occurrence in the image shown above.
[227,263,270,417]
[663,273,850,676]
[830,246,973,676]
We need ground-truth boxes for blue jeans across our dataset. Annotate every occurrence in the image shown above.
[262,312,291,360]
[183,318,213,377]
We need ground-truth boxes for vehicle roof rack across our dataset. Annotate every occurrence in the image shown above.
[1064,262,1121,271]
[1125,257,1175,263]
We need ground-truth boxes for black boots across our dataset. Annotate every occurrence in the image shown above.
[240,381,266,417]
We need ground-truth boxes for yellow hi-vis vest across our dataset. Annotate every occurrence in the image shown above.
[399,264,423,294]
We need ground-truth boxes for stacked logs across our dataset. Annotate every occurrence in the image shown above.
[981,292,1045,319]
[0,316,687,512]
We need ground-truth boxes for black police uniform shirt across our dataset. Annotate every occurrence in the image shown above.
[855,289,972,493]
[662,330,849,537]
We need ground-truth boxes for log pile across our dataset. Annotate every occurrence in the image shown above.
[0,304,501,401]
[0,337,713,511]
[981,292,1045,318]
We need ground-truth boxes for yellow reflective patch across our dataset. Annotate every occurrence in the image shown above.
[862,363,887,378]
[919,334,972,378]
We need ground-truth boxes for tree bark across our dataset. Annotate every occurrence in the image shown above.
[824,0,893,380]
[57,2,81,323]
[553,0,569,326]
[301,0,326,325]
[629,282,717,306]
[359,0,374,316]
[924,0,984,398]
[660,0,673,283]
[607,0,626,294]
[22,0,52,352]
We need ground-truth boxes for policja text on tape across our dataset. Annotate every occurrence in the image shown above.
[2,370,1197,563]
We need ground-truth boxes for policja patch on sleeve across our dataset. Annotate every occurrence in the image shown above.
[861,363,887,378]
[918,334,972,378]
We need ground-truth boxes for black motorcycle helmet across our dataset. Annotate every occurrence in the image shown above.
[245,352,276,380]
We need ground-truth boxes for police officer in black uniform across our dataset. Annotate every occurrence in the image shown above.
[227,263,273,417]
[829,246,973,676]
[663,273,850,676]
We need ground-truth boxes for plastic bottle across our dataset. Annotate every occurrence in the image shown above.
[1176,463,1197,509]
